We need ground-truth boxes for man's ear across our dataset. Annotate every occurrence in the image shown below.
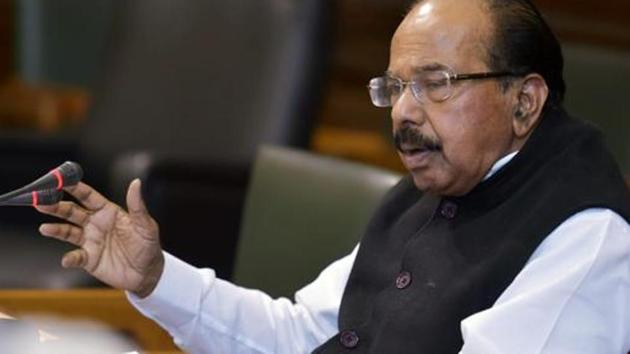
[512,73,549,138]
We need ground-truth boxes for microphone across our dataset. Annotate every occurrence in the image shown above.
[0,161,82,204]
[0,189,64,206]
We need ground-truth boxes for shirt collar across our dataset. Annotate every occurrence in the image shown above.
[483,151,519,181]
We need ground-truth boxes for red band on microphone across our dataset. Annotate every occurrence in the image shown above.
[32,191,38,207]
[52,169,64,190]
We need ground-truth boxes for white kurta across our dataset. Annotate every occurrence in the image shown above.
[128,153,630,353]
[128,209,629,354]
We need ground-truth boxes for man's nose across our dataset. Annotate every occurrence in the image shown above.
[391,87,426,127]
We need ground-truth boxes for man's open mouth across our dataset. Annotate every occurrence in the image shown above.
[398,140,443,155]
[400,145,440,155]
[394,125,442,155]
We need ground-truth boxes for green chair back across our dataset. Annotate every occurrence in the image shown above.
[233,145,402,298]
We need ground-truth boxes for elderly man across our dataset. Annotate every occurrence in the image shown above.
[36,0,629,353]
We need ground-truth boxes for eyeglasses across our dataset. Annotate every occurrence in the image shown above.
[367,67,520,107]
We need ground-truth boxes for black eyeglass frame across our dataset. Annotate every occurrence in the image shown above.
[449,71,517,82]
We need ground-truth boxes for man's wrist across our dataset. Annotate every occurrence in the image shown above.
[133,252,165,299]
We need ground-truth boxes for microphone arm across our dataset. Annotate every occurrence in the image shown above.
[0,189,64,207]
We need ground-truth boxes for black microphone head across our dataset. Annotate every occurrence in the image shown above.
[57,161,83,187]
[0,161,82,203]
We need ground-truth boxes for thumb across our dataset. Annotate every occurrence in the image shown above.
[126,179,151,222]
[61,249,88,269]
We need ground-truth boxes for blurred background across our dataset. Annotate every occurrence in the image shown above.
[0,0,628,290]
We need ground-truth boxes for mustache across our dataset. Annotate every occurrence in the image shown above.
[393,125,442,153]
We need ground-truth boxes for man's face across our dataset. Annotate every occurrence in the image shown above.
[389,0,519,196]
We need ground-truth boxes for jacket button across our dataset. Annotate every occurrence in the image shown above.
[440,200,458,219]
[395,271,412,289]
[339,329,359,348]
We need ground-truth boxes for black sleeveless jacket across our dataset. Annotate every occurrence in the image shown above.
[313,109,630,353]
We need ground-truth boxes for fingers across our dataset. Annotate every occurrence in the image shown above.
[61,249,89,269]
[64,182,108,212]
[36,201,90,227]
[39,223,84,247]
[126,179,150,222]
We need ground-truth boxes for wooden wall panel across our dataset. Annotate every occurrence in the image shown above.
[535,0,630,25]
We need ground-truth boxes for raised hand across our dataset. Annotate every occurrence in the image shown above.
[36,179,164,298]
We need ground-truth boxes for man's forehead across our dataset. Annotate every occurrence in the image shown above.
[389,0,491,74]
[405,0,489,22]
[395,0,490,43]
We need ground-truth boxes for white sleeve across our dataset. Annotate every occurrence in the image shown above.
[127,245,359,354]
[460,209,630,354]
